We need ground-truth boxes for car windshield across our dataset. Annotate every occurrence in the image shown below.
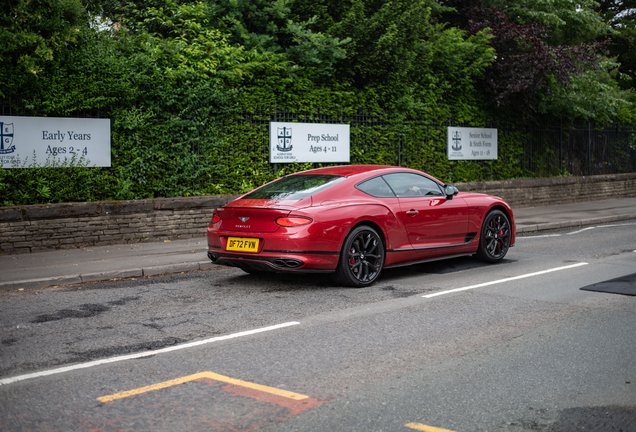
[243,175,345,200]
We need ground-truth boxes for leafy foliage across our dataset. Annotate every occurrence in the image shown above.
[540,58,634,123]
[1,0,635,206]
[322,0,495,117]
[597,0,636,89]
[463,5,602,116]
[0,152,108,206]
[0,0,86,78]
[482,0,610,44]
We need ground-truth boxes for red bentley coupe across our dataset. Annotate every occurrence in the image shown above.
[207,165,515,287]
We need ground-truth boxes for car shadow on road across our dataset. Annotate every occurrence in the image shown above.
[226,271,335,291]
[388,255,517,275]
[222,256,517,290]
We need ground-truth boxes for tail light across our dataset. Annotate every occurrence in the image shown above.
[276,216,312,227]
[211,213,221,224]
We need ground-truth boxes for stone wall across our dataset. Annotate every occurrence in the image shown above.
[0,195,239,255]
[1,172,635,255]
[455,172,636,208]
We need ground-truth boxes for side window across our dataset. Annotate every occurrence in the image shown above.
[356,176,396,198]
[383,173,443,198]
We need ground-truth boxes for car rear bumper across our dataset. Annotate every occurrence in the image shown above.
[207,222,342,272]
[207,250,336,273]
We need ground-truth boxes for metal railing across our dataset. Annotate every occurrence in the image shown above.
[208,108,636,178]
[3,102,635,180]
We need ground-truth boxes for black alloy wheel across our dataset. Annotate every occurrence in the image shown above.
[476,209,511,263]
[333,225,385,287]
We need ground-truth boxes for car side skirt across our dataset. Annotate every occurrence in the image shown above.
[386,236,477,254]
[384,253,474,269]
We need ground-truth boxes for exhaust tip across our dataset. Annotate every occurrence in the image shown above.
[272,258,303,268]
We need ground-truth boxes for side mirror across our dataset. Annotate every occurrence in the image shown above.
[444,184,458,199]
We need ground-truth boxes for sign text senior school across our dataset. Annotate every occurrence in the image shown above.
[447,127,498,161]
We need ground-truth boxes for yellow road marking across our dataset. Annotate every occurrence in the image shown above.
[405,423,458,432]
[98,371,309,402]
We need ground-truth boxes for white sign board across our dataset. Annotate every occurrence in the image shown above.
[447,127,497,160]
[0,116,111,168]
[270,122,350,163]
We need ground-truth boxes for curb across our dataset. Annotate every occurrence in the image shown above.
[1,261,215,291]
[3,213,635,291]
[516,213,636,234]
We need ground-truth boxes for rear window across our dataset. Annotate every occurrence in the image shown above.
[243,175,345,200]
[356,176,396,198]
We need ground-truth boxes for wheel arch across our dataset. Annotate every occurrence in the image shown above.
[488,204,512,222]
[488,204,515,243]
[475,205,514,263]
[344,219,388,254]
[333,220,387,287]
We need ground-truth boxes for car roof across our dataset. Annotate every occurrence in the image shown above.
[292,165,402,177]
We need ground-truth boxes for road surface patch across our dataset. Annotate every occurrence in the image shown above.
[98,371,309,402]
[0,321,300,386]
[580,272,636,296]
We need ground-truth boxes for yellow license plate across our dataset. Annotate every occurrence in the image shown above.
[226,237,260,252]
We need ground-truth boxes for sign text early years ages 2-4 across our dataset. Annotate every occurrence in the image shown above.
[0,116,111,168]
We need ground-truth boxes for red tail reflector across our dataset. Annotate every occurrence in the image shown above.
[211,213,221,224]
[276,216,312,227]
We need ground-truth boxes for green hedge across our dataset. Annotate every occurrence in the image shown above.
[0,108,538,206]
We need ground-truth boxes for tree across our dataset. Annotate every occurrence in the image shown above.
[283,0,494,118]
[464,6,601,113]
[540,58,633,123]
[0,0,88,77]
[87,0,350,81]
[597,0,636,88]
[482,0,610,45]
[435,2,632,121]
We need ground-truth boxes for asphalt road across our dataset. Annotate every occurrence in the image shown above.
[1,222,635,431]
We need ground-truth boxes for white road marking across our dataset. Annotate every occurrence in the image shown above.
[567,227,595,235]
[597,223,636,228]
[422,262,589,299]
[523,222,635,238]
[0,322,300,387]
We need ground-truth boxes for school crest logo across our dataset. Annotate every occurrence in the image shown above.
[276,127,293,152]
[0,122,15,154]
[451,130,462,151]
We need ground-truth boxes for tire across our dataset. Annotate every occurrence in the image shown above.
[333,225,385,287]
[475,210,511,263]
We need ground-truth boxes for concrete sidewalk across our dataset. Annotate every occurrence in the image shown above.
[1,197,635,291]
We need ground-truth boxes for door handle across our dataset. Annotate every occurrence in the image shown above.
[406,209,419,216]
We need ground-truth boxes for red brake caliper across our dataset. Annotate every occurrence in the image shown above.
[497,220,503,247]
